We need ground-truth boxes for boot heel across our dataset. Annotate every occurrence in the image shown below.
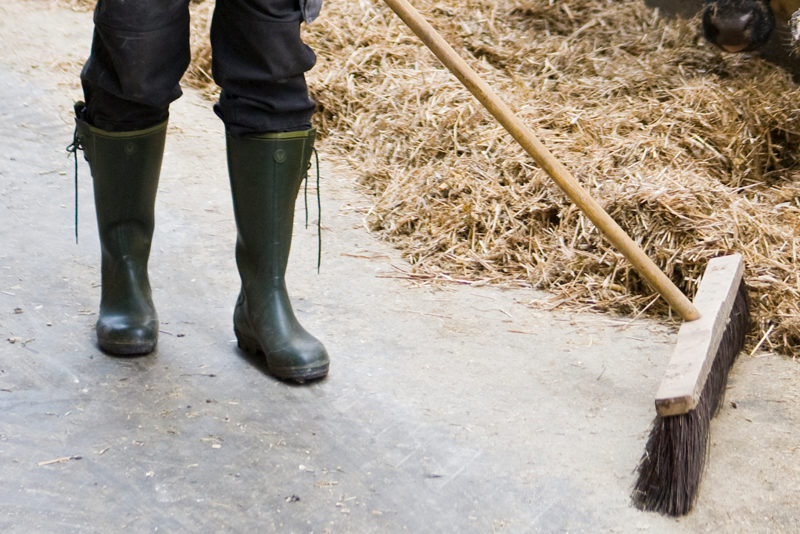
[234,328,263,355]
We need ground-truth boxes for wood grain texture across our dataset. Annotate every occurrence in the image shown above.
[655,254,745,416]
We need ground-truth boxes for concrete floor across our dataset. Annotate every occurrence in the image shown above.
[1,1,799,532]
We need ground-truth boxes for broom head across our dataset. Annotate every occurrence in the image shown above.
[632,254,750,515]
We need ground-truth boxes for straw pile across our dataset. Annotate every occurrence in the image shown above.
[65,0,800,357]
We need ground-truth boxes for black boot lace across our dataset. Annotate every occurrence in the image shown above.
[65,116,84,244]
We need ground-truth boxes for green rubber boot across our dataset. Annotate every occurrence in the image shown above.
[74,105,165,356]
[226,128,329,382]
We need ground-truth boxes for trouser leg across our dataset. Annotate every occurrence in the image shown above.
[211,0,318,135]
[80,0,191,131]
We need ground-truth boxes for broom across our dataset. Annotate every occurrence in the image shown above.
[631,254,750,515]
[378,0,751,516]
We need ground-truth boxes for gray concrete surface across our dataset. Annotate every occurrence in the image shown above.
[1,1,799,532]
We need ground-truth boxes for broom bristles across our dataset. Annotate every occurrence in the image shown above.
[632,281,750,516]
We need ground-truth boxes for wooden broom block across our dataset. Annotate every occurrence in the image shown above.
[655,254,745,417]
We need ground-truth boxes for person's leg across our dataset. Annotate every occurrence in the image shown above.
[213,0,329,381]
[74,0,191,355]
[211,0,317,135]
[81,0,191,130]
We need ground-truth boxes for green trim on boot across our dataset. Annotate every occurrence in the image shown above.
[227,128,329,382]
[74,109,166,356]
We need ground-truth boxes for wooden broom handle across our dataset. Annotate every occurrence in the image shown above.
[381,0,701,321]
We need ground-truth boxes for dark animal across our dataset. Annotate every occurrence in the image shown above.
[702,0,800,52]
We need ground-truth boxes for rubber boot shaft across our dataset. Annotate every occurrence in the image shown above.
[74,109,165,355]
[227,129,329,381]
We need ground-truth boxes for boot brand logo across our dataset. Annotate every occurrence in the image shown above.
[274,149,287,163]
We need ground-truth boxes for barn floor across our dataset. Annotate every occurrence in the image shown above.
[1,1,799,532]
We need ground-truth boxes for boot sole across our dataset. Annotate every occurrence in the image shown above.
[98,339,156,357]
[234,329,329,383]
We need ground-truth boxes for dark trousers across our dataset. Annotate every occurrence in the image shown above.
[81,0,318,135]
